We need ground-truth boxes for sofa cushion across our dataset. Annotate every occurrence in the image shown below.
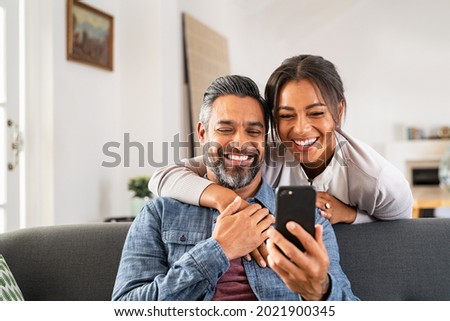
[0,254,24,301]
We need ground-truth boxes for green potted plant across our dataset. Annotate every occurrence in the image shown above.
[128,176,153,217]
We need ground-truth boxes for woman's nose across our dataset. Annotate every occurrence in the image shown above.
[293,116,312,134]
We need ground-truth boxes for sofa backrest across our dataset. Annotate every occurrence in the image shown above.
[0,218,449,300]
[334,218,450,300]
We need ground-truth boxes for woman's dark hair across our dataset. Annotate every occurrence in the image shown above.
[265,54,346,136]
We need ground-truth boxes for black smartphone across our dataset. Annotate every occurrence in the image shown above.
[275,186,316,252]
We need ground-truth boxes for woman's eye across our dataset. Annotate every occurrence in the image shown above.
[309,112,324,117]
[279,114,294,119]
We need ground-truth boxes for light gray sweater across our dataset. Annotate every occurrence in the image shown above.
[149,129,413,223]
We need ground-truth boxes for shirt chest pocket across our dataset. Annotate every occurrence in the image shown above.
[162,230,208,264]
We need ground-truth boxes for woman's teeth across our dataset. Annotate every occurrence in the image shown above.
[226,154,250,161]
[294,138,318,147]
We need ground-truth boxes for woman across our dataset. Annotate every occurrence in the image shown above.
[149,54,413,225]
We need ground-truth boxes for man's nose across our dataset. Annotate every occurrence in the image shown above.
[232,129,245,146]
[230,130,251,149]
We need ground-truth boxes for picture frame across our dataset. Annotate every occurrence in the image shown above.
[66,0,114,71]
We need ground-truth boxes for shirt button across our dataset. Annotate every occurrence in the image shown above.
[179,235,186,242]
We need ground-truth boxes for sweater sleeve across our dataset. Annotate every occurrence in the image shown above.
[148,156,213,206]
[353,209,377,224]
[338,129,414,221]
[372,163,414,220]
[351,162,414,221]
[349,164,413,222]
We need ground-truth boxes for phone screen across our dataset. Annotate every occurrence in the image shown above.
[275,186,316,251]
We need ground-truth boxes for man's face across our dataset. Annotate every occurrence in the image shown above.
[198,95,266,190]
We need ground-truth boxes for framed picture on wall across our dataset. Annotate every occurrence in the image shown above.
[66,0,114,71]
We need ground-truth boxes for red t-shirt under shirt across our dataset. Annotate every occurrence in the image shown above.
[212,258,257,301]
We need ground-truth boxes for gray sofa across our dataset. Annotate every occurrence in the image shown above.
[0,218,449,301]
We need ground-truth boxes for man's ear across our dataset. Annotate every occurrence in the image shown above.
[197,121,207,145]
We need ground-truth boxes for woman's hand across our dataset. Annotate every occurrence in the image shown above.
[246,243,269,268]
[316,192,356,224]
[266,222,330,301]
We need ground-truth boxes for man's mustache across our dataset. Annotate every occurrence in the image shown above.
[206,143,260,158]
[203,143,262,169]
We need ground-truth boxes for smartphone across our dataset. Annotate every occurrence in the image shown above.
[275,185,316,252]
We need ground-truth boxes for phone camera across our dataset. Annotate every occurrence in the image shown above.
[280,190,293,197]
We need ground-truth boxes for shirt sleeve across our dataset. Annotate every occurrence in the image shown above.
[316,212,360,301]
[148,156,213,206]
[148,139,287,205]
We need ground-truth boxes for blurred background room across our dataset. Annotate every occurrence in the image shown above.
[0,0,449,232]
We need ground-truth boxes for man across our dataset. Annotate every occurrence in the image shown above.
[112,75,357,301]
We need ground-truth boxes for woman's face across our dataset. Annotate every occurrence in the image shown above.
[276,79,338,169]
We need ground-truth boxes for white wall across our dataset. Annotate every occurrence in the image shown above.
[52,0,120,224]
[26,0,176,225]
[115,0,164,220]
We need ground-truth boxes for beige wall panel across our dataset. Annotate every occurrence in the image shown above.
[183,13,230,156]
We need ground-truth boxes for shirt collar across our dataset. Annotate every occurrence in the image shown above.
[245,179,275,213]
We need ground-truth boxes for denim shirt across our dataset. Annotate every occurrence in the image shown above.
[112,181,358,301]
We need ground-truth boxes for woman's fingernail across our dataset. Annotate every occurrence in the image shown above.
[259,260,267,268]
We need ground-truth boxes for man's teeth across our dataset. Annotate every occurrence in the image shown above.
[227,154,249,161]
[294,138,317,147]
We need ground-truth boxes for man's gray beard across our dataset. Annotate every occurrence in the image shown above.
[209,160,261,190]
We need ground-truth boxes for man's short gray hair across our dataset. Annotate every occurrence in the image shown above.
[199,75,270,132]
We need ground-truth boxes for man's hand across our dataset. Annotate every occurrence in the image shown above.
[266,222,330,301]
[213,196,274,261]
[210,189,271,268]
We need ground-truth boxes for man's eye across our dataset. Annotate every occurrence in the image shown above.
[216,128,233,134]
[248,130,262,136]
